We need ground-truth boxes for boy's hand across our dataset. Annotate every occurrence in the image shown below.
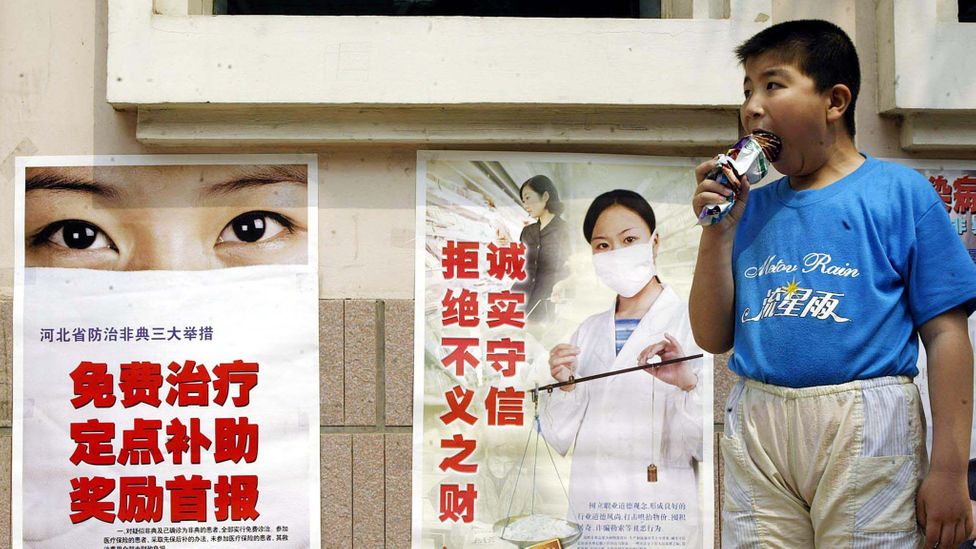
[918,307,975,546]
[971,500,976,539]
[917,469,974,547]
[692,158,750,231]
[688,158,744,354]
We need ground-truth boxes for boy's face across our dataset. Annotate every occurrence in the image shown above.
[741,52,832,177]
[25,164,309,271]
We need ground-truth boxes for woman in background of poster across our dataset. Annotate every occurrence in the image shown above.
[513,175,571,324]
[541,190,703,548]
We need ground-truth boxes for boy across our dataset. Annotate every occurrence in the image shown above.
[689,19,976,548]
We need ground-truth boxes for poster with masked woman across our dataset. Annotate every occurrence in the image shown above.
[413,151,714,548]
[13,155,320,548]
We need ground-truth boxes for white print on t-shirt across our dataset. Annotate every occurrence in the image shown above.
[740,277,852,324]
[801,253,860,277]
[743,255,796,278]
[743,253,860,279]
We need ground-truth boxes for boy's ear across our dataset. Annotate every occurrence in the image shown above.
[825,84,853,124]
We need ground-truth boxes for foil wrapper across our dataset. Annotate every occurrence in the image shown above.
[696,135,772,226]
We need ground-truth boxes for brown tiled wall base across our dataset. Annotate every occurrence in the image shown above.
[1,296,12,544]
[714,351,733,549]
[318,300,415,547]
[0,297,734,547]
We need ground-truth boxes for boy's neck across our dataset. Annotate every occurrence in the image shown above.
[788,135,864,192]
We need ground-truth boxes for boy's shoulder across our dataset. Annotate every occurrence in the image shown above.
[857,156,942,211]
[861,156,928,186]
[750,156,936,202]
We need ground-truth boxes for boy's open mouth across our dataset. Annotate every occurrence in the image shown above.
[750,129,782,163]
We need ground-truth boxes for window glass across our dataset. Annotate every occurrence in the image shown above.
[214,0,662,18]
[962,0,976,22]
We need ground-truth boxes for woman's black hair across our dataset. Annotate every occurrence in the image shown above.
[520,175,565,216]
[583,189,656,243]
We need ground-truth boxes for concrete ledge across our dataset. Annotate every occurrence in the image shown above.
[900,113,976,152]
[135,105,740,147]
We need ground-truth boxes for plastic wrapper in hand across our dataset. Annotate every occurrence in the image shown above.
[696,135,771,226]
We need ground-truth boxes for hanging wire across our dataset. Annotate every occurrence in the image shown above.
[541,411,576,523]
[501,387,583,544]
[497,351,703,542]
[531,415,541,515]
[501,390,540,539]
[650,374,657,473]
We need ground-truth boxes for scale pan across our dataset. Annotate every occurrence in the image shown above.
[493,514,582,548]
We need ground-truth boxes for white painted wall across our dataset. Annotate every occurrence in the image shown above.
[1,1,146,296]
[108,0,770,108]
[876,0,976,113]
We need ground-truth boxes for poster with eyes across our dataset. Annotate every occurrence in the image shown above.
[13,155,320,548]
[413,151,714,548]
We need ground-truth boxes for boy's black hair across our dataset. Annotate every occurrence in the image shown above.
[583,189,655,243]
[736,19,860,138]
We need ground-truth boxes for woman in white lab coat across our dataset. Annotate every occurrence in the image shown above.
[540,190,703,549]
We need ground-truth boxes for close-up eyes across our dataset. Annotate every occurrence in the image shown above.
[217,211,294,244]
[32,220,116,251]
[24,168,309,270]
[31,211,296,253]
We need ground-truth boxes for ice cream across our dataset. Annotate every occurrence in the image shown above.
[697,129,782,226]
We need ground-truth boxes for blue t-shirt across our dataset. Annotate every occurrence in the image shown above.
[730,155,976,387]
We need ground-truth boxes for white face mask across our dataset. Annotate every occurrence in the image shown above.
[591,241,657,297]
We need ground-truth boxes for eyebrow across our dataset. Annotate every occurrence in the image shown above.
[592,227,640,241]
[207,165,308,196]
[743,68,790,86]
[26,165,308,201]
[25,172,123,201]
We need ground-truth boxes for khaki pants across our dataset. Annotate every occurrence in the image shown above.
[720,376,927,548]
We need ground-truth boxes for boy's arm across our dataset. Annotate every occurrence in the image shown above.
[689,161,748,354]
[917,306,974,547]
[690,227,736,353]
